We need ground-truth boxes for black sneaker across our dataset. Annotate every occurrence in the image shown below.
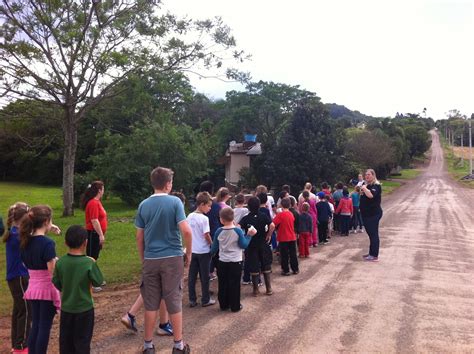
[172,343,190,353]
[189,301,198,308]
[281,271,291,276]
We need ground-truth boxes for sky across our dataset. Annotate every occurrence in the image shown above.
[167,0,474,120]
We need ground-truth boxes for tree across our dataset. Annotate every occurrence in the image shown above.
[264,99,349,191]
[0,0,246,215]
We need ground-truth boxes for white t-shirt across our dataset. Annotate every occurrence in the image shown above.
[233,207,249,225]
[187,212,211,254]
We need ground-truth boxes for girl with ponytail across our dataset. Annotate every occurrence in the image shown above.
[3,202,31,353]
[81,181,107,264]
[19,205,61,354]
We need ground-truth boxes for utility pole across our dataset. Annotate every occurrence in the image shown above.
[469,114,473,174]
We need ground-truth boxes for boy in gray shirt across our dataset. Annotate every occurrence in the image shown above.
[211,208,256,312]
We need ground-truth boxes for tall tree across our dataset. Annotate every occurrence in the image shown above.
[264,99,348,191]
[0,0,246,215]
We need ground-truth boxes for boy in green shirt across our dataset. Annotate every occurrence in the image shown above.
[53,225,104,354]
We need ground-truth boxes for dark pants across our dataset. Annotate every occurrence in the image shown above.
[352,206,363,230]
[29,300,56,354]
[8,276,31,350]
[188,253,211,304]
[217,261,242,312]
[59,309,94,354]
[318,221,329,243]
[340,215,351,235]
[362,211,383,257]
[279,241,298,273]
[87,230,102,260]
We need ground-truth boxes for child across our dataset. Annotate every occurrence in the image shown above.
[350,186,364,233]
[3,202,31,353]
[316,192,332,244]
[216,187,231,209]
[273,198,299,275]
[20,205,61,354]
[53,225,104,354]
[335,188,353,236]
[302,191,318,247]
[298,203,312,257]
[239,197,275,296]
[211,208,256,312]
[325,195,335,239]
[233,193,248,225]
[187,192,215,307]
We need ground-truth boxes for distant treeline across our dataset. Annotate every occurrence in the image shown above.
[0,74,434,205]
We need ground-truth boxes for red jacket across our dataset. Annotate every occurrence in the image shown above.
[335,197,353,216]
[273,210,296,242]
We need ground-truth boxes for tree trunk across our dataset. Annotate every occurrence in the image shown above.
[62,108,78,216]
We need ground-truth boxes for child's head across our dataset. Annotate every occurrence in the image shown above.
[281,197,291,209]
[216,187,230,203]
[282,184,291,193]
[219,207,234,225]
[19,205,52,249]
[255,185,268,195]
[65,225,88,250]
[336,182,344,190]
[324,195,331,202]
[355,186,361,193]
[199,180,214,194]
[321,182,329,190]
[289,196,297,208]
[257,192,267,205]
[302,190,310,201]
[279,191,289,200]
[247,196,260,214]
[196,192,212,213]
[235,193,245,206]
[317,191,326,200]
[302,202,310,213]
[304,182,312,191]
[343,188,349,197]
[171,191,186,205]
[2,202,29,243]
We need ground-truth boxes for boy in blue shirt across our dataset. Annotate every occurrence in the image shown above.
[135,167,192,354]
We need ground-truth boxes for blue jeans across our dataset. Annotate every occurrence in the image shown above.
[29,300,56,354]
[188,253,211,304]
[352,206,363,230]
[362,211,383,257]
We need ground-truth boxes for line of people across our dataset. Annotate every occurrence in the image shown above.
[3,167,382,354]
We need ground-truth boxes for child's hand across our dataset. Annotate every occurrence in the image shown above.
[247,225,257,236]
[50,224,61,235]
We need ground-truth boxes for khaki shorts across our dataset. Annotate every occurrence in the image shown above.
[141,256,184,314]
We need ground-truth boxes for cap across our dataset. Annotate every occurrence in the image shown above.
[317,192,325,199]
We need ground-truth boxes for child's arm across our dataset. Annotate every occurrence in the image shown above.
[89,261,104,288]
[210,228,221,255]
[237,228,254,249]
[136,228,145,262]
[204,232,212,245]
[52,265,61,291]
[265,222,275,243]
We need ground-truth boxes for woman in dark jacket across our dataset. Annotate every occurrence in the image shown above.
[360,169,383,261]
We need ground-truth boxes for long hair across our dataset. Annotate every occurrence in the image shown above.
[216,187,230,203]
[19,205,52,249]
[80,181,104,210]
[2,202,29,243]
[366,169,380,185]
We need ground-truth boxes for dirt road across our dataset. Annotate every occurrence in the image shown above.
[1,131,473,353]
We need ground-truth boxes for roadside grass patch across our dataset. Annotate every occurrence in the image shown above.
[441,141,474,189]
[380,180,401,195]
[0,182,140,316]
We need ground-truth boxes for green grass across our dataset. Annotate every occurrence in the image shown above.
[394,169,422,180]
[0,182,140,316]
[441,140,474,189]
[379,180,401,195]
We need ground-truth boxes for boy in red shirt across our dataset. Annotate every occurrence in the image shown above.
[273,198,299,275]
